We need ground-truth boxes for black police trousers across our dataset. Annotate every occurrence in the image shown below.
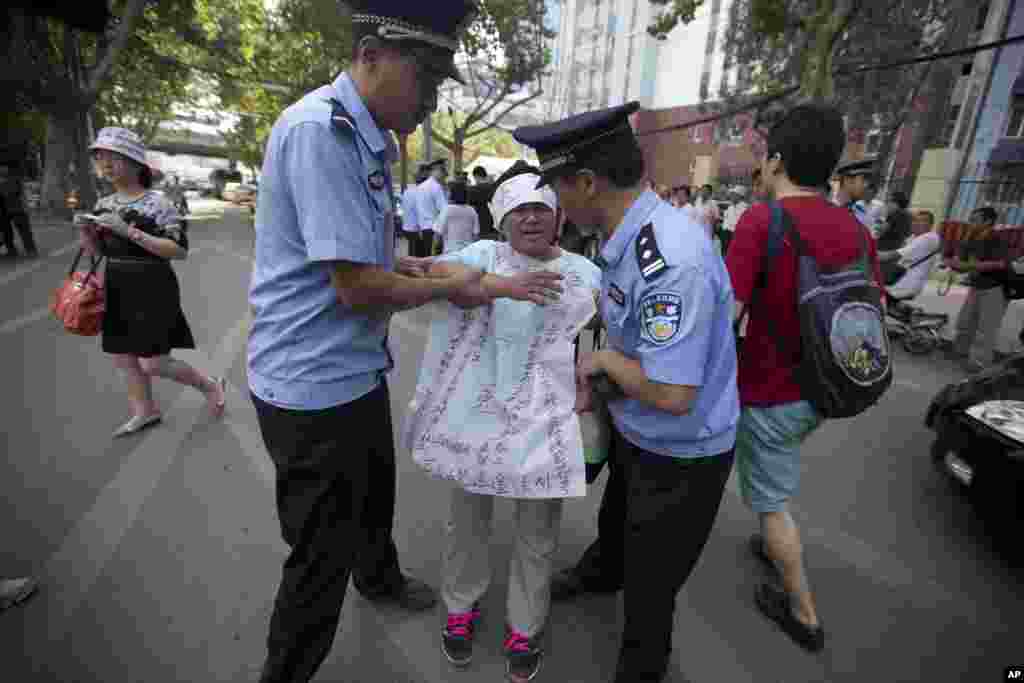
[573,427,734,683]
[252,382,404,683]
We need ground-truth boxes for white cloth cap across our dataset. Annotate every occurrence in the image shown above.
[490,172,557,233]
[89,127,147,166]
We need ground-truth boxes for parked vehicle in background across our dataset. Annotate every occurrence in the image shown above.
[926,355,1024,562]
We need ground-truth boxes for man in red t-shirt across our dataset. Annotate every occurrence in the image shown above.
[725,104,884,653]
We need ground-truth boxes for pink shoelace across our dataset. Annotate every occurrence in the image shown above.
[445,609,479,639]
[503,630,532,654]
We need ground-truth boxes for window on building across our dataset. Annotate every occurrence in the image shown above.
[865,130,882,156]
[1007,96,1024,138]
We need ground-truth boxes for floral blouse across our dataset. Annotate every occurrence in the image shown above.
[93,191,187,259]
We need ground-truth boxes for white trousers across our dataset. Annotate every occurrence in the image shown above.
[441,489,563,638]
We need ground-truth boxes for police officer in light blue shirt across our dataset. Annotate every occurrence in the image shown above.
[515,102,739,683]
[834,158,876,229]
[246,2,492,681]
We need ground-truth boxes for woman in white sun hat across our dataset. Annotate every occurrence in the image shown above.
[76,127,225,438]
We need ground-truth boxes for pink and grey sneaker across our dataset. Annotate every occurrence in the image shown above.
[441,606,480,667]
[504,628,543,682]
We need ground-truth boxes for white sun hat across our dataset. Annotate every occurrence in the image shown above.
[89,127,148,166]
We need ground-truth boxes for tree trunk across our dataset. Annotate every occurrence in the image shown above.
[452,129,465,175]
[41,113,78,211]
[73,108,97,210]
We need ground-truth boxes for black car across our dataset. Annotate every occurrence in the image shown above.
[926,355,1024,550]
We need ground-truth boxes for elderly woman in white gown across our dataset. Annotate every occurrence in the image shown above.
[400,162,602,680]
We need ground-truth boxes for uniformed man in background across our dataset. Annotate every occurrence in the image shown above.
[515,102,739,683]
[246,2,484,681]
[833,159,876,230]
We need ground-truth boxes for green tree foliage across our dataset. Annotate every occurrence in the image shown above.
[647,0,972,182]
[429,0,553,173]
[3,0,257,209]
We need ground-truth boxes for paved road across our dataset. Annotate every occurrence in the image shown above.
[1,207,1020,683]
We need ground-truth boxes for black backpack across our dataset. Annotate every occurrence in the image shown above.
[752,202,893,419]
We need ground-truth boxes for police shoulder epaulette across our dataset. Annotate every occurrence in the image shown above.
[328,98,356,135]
[636,222,667,281]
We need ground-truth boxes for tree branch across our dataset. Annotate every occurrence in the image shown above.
[85,0,149,99]
[464,87,545,141]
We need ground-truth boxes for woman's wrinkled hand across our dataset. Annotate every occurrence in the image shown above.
[503,270,564,305]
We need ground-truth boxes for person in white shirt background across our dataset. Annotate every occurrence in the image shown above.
[416,159,448,257]
[401,168,425,255]
[878,209,943,302]
[720,185,750,255]
[435,180,479,254]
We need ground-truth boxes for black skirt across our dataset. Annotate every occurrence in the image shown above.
[101,259,196,357]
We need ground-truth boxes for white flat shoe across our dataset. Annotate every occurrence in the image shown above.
[0,577,39,611]
[113,413,162,438]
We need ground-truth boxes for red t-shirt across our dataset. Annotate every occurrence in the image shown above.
[725,196,884,406]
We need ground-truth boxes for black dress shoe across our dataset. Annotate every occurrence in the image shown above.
[754,582,825,653]
[550,567,622,602]
[361,575,437,611]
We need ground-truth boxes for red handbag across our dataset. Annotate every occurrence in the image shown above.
[50,249,106,336]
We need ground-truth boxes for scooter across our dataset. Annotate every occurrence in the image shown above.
[886,299,950,355]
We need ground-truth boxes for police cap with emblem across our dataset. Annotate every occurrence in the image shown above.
[513,102,641,188]
[347,0,476,84]
[834,158,877,178]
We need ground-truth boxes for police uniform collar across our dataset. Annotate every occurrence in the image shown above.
[331,73,397,162]
[599,189,660,269]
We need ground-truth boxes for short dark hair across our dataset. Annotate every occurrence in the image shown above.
[767,104,846,188]
[449,180,468,204]
[472,166,488,177]
[890,191,909,209]
[974,206,998,224]
[575,139,646,189]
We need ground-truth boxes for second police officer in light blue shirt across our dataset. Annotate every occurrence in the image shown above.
[242,2,531,681]
[834,158,877,230]
[515,102,740,683]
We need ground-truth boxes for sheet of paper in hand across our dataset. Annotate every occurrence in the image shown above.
[402,245,598,499]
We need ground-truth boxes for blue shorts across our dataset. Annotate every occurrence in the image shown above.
[735,402,822,513]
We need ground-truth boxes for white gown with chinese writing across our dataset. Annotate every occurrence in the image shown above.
[402,241,601,498]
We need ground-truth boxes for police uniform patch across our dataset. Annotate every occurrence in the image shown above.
[608,283,626,306]
[640,292,683,345]
[636,223,667,281]
[368,170,386,191]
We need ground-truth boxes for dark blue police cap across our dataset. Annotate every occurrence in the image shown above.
[834,158,877,178]
[513,102,641,187]
[348,0,476,83]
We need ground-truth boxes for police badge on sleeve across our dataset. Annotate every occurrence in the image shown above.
[640,292,683,345]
